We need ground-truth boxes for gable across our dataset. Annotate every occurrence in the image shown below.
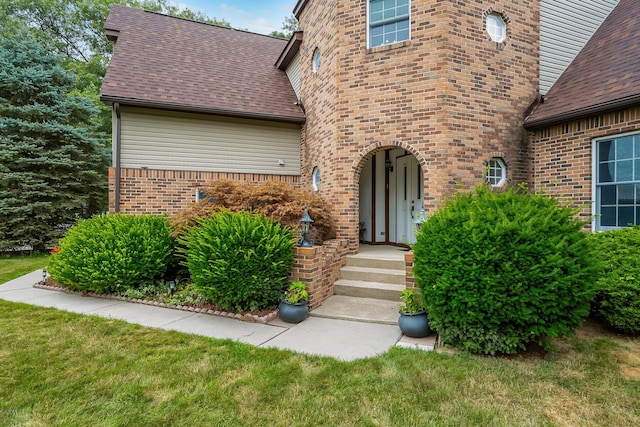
[540,0,619,95]
[526,0,640,128]
[101,5,305,124]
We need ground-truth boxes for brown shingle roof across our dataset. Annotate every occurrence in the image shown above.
[524,0,640,128]
[100,5,305,124]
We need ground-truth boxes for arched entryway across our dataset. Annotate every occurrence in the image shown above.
[358,147,424,245]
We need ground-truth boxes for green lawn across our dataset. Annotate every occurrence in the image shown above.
[0,253,47,283]
[1,256,639,426]
[0,300,638,426]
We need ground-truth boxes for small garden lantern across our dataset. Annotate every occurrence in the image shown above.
[299,206,314,247]
[413,207,428,231]
[42,267,47,282]
[168,280,176,294]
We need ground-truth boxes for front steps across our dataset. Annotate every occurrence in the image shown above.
[310,248,406,325]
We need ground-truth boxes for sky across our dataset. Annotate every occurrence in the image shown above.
[174,0,298,35]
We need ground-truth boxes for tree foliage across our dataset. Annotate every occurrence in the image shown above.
[0,0,231,136]
[1,0,229,63]
[270,14,301,39]
[0,33,109,251]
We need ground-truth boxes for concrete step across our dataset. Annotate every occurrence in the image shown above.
[334,279,404,301]
[345,255,405,271]
[310,295,400,325]
[339,265,405,285]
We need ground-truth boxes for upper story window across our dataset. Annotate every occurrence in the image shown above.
[486,13,507,43]
[312,48,320,73]
[486,158,506,187]
[369,0,410,48]
[595,132,640,230]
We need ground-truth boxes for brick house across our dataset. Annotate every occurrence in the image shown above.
[100,1,638,305]
[524,0,640,231]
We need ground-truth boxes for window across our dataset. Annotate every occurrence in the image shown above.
[486,13,507,43]
[312,167,321,191]
[312,48,320,73]
[195,188,214,203]
[595,133,640,230]
[369,0,410,48]
[486,158,506,186]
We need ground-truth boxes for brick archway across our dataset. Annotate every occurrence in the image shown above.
[350,141,428,185]
[348,141,428,248]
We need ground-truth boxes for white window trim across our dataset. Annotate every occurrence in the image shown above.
[312,48,320,73]
[367,0,411,49]
[195,187,205,203]
[486,13,507,43]
[312,167,321,191]
[486,158,507,187]
[592,130,640,231]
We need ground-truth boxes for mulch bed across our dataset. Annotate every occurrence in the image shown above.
[34,279,279,324]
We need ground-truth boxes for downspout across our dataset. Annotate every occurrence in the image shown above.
[114,102,121,213]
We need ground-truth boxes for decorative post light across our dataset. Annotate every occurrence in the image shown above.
[299,206,314,247]
[42,267,47,283]
[168,280,176,295]
[413,207,428,231]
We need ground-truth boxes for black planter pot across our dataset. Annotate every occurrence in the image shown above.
[279,300,309,324]
[398,310,430,338]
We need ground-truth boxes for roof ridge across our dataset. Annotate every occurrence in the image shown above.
[134,6,287,40]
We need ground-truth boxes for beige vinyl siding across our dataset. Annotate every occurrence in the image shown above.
[540,0,619,94]
[286,52,301,99]
[120,107,301,175]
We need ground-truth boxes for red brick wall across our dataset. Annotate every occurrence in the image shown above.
[109,167,300,215]
[297,0,539,249]
[529,107,640,223]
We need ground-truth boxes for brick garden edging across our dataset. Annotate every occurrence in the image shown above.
[33,282,279,324]
[33,240,350,322]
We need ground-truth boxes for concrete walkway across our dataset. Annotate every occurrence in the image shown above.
[0,270,410,361]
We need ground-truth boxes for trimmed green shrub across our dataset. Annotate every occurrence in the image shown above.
[179,210,295,312]
[586,227,640,335]
[413,186,597,355]
[48,214,173,293]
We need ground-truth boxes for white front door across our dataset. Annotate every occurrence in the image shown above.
[396,156,423,245]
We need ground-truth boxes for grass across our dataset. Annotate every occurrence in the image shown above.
[1,256,638,426]
[0,253,47,283]
[0,300,638,426]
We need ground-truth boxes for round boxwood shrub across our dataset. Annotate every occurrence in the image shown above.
[179,210,295,312]
[413,186,597,355]
[48,214,173,294]
[586,226,640,335]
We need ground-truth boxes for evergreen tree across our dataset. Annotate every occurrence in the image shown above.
[0,33,109,252]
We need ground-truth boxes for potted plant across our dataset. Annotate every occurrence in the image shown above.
[398,289,430,337]
[279,281,309,323]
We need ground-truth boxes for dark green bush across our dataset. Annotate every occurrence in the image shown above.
[179,210,295,312]
[413,186,597,355]
[586,227,640,335]
[48,214,173,293]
